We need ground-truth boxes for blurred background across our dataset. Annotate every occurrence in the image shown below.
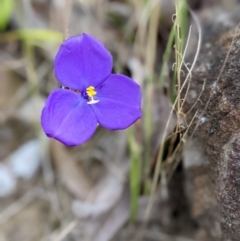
[0,0,236,240]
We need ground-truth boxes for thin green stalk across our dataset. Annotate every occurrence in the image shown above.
[159,23,176,87]
[127,127,142,222]
[172,0,188,103]
[143,76,153,194]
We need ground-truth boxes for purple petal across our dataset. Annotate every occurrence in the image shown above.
[54,33,113,91]
[41,89,97,146]
[96,74,142,106]
[90,100,141,130]
[90,74,142,129]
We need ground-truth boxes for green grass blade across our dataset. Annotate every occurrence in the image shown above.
[127,127,142,222]
[0,0,14,30]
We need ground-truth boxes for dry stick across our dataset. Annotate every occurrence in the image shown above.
[133,0,161,58]
[166,109,199,182]
[146,1,160,75]
[178,26,193,111]
[176,11,182,114]
[176,21,192,112]
[63,0,73,40]
[173,9,202,108]
[171,23,192,136]
[41,141,62,220]
[52,220,77,241]
[179,25,192,74]
[191,23,240,139]
[185,79,206,116]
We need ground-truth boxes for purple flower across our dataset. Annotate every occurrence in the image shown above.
[41,33,142,146]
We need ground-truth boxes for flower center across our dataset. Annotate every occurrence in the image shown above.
[86,86,99,105]
[61,85,99,105]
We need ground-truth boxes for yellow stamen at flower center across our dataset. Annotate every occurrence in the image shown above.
[86,86,97,98]
[86,86,99,105]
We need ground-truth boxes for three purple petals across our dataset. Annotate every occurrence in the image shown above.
[41,33,142,146]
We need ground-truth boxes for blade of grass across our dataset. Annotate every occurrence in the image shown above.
[159,23,176,87]
[143,0,160,194]
[0,0,14,30]
[172,0,188,104]
[0,29,63,44]
[127,127,142,222]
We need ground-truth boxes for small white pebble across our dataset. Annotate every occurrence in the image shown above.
[10,140,41,180]
[0,164,16,197]
[200,117,206,123]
